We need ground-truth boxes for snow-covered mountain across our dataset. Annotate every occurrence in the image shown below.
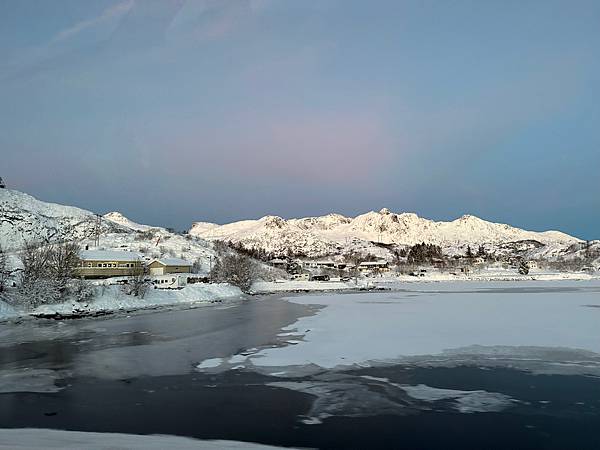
[0,189,127,251]
[190,208,581,259]
[0,187,588,267]
[0,189,216,273]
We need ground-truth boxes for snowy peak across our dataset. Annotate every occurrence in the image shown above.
[189,207,581,258]
[103,211,152,232]
[190,221,219,235]
[290,213,351,231]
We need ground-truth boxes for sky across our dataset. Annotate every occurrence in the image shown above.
[1,0,599,238]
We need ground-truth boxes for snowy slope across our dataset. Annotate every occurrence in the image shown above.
[103,211,153,232]
[190,208,581,259]
[0,189,217,273]
[0,189,125,251]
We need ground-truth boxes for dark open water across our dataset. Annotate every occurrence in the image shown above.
[1,295,599,449]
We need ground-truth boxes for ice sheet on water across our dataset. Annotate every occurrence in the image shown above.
[196,358,224,369]
[0,368,65,394]
[269,373,516,423]
[232,282,600,375]
[0,428,297,449]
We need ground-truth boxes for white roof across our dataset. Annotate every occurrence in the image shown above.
[80,250,142,262]
[359,261,388,266]
[151,257,192,267]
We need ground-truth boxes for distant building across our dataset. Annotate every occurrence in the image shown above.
[358,261,390,273]
[77,250,143,279]
[301,260,346,270]
[291,273,309,281]
[147,258,192,276]
[310,274,330,281]
[269,258,288,268]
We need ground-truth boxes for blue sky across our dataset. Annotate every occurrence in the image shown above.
[1,0,599,238]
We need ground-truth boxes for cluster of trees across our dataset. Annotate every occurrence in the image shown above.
[224,240,311,261]
[209,252,256,293]
[15,242,95,308]
[407,243,443,264]
[464,245,487,259]
[208,240,262,292]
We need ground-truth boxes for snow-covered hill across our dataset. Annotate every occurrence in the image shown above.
[0,189,126,251]
[190,208,582,260]
[0,188,588,268]
[0,189,216,273]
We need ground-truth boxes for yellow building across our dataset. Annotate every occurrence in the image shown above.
[148,258,192,276]
[76,250,143,279]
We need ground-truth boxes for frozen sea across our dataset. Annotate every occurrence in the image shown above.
[1,280,600,449]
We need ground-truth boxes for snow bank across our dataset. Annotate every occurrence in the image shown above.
[252,280,362,293]
[0,428,294,449]
[14,284,242,319]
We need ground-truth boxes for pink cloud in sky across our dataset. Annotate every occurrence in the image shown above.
[146,110,395,185]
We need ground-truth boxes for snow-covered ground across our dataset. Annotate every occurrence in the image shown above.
[252,268,598,294]
[252,280,365,293]
[198,280,600,377]
[0,283,243,321]
[0,428,295,450]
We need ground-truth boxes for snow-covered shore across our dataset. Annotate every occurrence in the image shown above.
[0,283,243,321]
[252,269,599,294]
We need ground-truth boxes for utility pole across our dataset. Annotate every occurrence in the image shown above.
[94,214,101,248]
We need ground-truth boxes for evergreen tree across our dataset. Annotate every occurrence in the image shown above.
[466,245,474,258]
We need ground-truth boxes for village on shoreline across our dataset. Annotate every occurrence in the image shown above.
[0,185,599,322]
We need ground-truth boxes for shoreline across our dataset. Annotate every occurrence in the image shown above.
[1,273,598,323]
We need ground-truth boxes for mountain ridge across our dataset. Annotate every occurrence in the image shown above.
[189,207,580,259]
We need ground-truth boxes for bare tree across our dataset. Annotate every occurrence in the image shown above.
[17,241,84,308]
[48,242,80,290]
[17,242,61,308]
[210,253,256,293]
[121,265,149,298]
